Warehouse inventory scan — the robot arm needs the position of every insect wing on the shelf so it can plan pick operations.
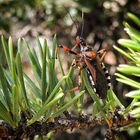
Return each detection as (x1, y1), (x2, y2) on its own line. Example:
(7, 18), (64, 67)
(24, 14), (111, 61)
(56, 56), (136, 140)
(95, 60), (108, 98)
(84, 56), (108, 98)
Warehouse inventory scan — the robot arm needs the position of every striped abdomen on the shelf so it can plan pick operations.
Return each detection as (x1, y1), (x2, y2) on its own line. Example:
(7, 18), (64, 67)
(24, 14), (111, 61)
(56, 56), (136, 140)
(87, 59), (111, 99)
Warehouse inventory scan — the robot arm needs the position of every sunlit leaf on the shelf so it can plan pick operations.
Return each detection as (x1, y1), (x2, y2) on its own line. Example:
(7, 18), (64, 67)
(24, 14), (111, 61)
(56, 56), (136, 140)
(126, 90), (140, 98)
(127, 13), (140, 27)
(52, 90), (84, 118)
(117, 64), (140, 76)
(118, 39), (140, 51)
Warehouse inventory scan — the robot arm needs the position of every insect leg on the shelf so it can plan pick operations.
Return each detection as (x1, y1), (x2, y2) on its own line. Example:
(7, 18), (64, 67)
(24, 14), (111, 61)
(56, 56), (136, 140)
(64, 64), (86, 94)
(71, 59), (83, 67)
(56, 45), (81, 59)
(71, 44), (78, 51)
(97, 49), (107, 61)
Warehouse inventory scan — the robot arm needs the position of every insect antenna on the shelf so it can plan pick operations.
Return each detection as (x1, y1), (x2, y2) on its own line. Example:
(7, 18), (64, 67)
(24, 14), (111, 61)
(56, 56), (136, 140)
(63, 6), (79, 32)
(80, 9), (84, 37)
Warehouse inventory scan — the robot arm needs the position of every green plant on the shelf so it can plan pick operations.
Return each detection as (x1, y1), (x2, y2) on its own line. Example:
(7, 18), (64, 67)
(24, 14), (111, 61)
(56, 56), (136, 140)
(114, 13), (140, 131)
(0, 13), (140, 140)
(0, 35), (86, 139)
(0, 34), (124, 139)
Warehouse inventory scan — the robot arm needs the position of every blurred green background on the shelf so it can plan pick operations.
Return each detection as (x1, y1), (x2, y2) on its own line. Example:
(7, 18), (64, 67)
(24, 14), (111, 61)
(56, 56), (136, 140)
(0, 0), (140, 139)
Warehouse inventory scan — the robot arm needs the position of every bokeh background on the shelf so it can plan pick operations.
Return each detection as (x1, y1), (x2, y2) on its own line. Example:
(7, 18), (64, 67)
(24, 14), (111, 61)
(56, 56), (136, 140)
(0, 0), (140, 139)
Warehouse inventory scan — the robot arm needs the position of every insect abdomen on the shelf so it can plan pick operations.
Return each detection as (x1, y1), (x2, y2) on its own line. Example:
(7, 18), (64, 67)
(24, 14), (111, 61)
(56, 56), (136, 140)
(88, 60), (111, 99)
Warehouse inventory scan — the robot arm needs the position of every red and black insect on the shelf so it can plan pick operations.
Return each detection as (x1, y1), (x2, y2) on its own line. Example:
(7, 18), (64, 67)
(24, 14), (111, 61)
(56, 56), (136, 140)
(56, 12), (111, 99)
(57, 35), (111, 99)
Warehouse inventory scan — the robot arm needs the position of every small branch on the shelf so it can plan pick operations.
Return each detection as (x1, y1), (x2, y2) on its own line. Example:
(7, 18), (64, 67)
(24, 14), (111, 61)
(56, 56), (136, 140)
(0, 110), (135, 140)
(0, 114), (106, 139)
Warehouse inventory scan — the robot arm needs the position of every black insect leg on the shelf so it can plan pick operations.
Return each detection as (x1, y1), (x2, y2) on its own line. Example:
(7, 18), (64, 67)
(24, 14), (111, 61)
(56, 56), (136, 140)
(56, 45), (82, 59)
(97, 49), (107, 61)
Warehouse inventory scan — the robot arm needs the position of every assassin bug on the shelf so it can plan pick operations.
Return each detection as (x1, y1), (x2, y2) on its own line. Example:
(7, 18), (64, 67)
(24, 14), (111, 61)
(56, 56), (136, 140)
(56, 11), (111, 99)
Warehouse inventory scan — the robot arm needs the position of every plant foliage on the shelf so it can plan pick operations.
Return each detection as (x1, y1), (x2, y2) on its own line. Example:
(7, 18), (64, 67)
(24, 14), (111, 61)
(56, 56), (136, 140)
(114, 12), (140, 129)
(0, 12), (140, 139)
(0, 35), (85, 138)
(0, 34), (123, 139)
